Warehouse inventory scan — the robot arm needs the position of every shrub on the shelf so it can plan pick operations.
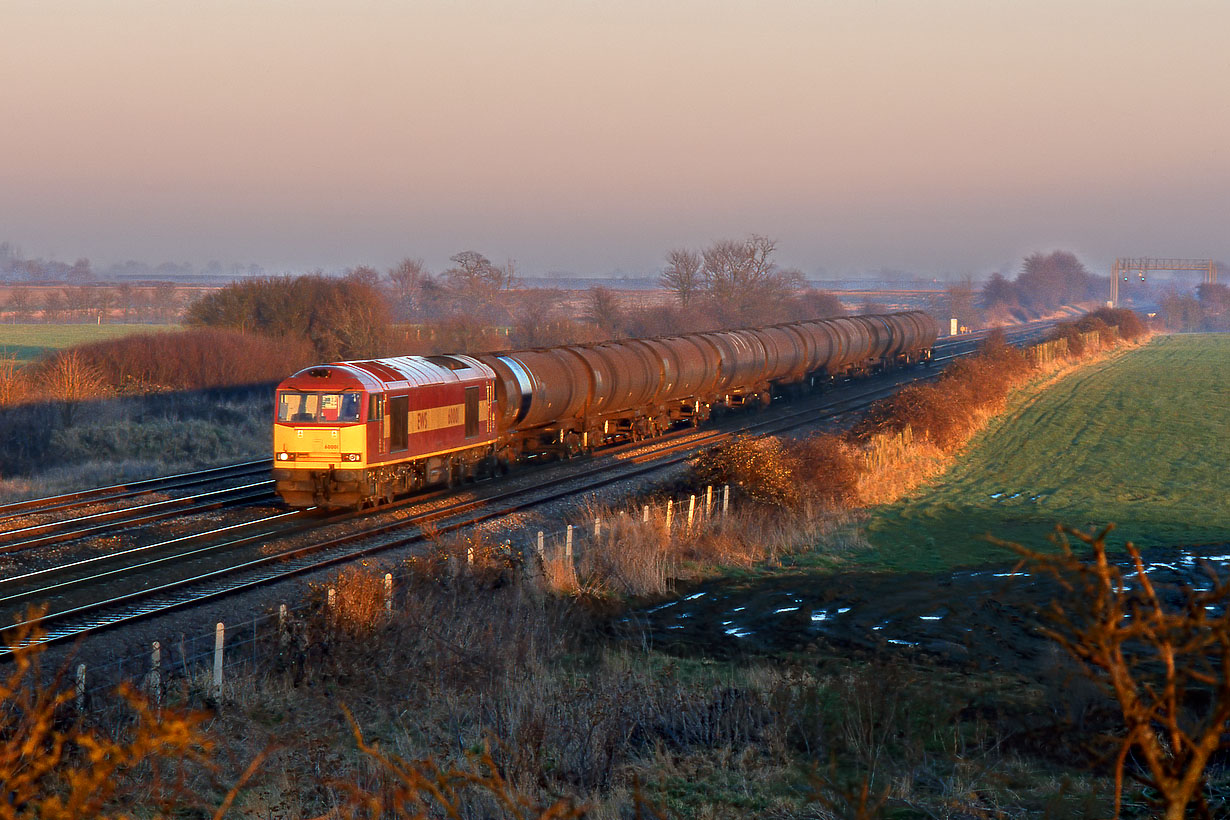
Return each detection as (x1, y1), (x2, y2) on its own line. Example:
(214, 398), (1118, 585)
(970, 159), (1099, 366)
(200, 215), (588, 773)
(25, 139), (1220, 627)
(689, 434), (799, 508)
(63, 327), (315, 392)
(792, 433), (861, 508)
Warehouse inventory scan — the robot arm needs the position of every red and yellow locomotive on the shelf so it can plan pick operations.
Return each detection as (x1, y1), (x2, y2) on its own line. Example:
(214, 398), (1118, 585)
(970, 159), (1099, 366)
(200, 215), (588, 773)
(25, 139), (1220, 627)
(273, 355), (498, 508)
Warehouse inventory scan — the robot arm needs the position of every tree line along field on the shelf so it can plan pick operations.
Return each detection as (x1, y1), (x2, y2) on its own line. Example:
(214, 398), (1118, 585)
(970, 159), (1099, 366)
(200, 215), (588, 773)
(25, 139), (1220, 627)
(0, 323), (178, 363)
(863, 333), (1230, 572)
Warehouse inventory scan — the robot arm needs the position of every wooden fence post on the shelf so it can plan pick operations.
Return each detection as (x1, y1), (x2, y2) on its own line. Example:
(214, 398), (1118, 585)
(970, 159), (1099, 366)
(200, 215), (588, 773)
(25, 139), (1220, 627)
(665, 499), (673, 531)
(687, 494), (696, 530)
(213, 623), (224, 701)
(705, 485), (713, 517)
(278, 604), (289, 646)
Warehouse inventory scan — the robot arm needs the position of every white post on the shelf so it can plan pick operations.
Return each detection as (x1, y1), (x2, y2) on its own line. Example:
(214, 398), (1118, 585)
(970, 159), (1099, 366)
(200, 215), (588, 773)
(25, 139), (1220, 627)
(665, 499), (673, 531)
(706, 485), (713, 516)
(467, 545), (474, 564)
(278, 603), (289, 646)
(537, 530), (545, 561)
(594, 518), (601, 540)
(643, 505), (650, 523)
(384, 573), (393, 613)
(723, 485), (730, 516)
(75, 663), (86, 712)
(150, 641), (161, 709)
(687, 494), (695, 530)
(213, 622), (225, 700)
(566, 524), (573, 558)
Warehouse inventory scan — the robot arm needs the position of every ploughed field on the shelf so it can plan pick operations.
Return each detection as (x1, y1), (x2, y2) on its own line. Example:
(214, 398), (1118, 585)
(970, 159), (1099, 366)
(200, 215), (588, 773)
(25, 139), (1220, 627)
(864, 333), (1230, 572)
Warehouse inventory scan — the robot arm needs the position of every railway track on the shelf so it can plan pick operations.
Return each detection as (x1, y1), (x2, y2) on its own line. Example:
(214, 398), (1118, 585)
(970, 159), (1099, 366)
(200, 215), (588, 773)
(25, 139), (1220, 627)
(1, 322), (1053, 652)
(0, 459), (270, 525)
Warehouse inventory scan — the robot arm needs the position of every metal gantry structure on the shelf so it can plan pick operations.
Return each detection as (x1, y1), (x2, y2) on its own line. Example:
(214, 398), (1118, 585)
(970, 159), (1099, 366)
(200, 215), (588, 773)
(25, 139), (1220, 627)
(1111, 258), (1218, 306)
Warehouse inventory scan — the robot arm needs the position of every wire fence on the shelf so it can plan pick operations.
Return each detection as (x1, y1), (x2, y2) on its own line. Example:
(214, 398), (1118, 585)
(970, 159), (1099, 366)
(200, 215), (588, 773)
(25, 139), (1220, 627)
(53, 482), (736, 714)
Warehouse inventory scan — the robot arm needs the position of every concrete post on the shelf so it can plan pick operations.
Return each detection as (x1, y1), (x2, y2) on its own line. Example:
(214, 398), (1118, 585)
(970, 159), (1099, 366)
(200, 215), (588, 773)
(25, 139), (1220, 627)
(75, 663), (86, 713)
(566, 524), (573, 558)
(384, 573), (393, 614)
(665, 499), (673, 531)
(213, 623), (224, 701)
(643, 505), (650, 523)
(687, 494), (695, 530)
(723, 485), (730, 516)
(706, 485), (713, 517)
(278, 603), (289, 646)
(149, 641), (161, 709)
(594, 518), (601, 540)
(537, 530), (545, 561)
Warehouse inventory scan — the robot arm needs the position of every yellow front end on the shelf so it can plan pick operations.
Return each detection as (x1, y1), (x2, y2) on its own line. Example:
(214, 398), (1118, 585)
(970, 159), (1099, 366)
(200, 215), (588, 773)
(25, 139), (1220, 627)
(272, 424), (370, 508)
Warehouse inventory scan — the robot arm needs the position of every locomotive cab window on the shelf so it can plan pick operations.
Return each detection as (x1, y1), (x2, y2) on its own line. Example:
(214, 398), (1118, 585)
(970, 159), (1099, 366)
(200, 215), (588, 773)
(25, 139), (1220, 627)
(277, 391), (362, 423)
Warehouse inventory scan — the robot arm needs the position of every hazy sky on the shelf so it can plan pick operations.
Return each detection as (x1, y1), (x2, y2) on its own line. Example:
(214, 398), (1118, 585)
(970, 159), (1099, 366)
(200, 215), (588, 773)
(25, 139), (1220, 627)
(3, 0), (1228, 278)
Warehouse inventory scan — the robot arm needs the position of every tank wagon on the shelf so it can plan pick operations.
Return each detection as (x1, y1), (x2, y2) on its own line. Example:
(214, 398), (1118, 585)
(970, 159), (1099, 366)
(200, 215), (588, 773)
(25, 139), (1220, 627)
(272, 311), (937, 509)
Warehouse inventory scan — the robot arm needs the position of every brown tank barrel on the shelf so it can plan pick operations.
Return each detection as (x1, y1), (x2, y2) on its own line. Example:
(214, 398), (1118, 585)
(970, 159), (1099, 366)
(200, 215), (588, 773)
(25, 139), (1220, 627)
(474, 348), (593, 430)
(747, 325), (808, 382)
(852, 314), (893, 360)
(628, 338), (681, 404)
(570, 341), (659, 415)
(657, 335), (723, 399)
(697, 330), (765, 391)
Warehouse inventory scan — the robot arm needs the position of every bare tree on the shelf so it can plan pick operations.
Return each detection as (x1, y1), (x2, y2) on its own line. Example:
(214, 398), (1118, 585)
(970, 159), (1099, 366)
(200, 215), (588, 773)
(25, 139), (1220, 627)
(660, 248), (702, 307)
(40, 350), (109, 425)
(584, 286), (624, 338)
(0, 354), (26, 406)
(344, 265), (382, 288)
(696, 234), (801, 327)
(6, 286), (32, 322)
(1004, 526), (1230, 820)
(387, 258), (432, 319)
(443, 251), (517, 321)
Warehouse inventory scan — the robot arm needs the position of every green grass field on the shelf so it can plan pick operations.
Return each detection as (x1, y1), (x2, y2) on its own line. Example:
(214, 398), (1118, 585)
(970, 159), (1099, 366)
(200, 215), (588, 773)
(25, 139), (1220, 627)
(862, 334), (1230, 571)
(0, 323), (178, 363)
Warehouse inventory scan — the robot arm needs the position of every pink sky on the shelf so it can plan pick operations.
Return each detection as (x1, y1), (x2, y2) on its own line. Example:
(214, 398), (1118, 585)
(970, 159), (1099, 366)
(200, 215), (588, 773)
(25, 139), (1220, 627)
(2, 0), (1228, 278)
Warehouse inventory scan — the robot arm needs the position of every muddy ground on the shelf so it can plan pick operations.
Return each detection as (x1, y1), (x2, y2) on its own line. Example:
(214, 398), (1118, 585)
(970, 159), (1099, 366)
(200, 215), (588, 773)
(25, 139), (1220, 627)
(632, 543), (1230, 678)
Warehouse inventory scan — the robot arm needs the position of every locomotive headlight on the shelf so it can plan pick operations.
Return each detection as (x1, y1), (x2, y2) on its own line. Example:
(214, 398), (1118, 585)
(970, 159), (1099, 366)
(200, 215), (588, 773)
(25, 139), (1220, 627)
(277, 452), (294, 461)
(343, 453), (361, 462)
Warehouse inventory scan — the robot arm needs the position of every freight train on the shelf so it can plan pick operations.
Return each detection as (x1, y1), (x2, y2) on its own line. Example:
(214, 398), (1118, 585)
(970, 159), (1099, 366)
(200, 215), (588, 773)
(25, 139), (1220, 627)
(272, 311), (938, 509)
